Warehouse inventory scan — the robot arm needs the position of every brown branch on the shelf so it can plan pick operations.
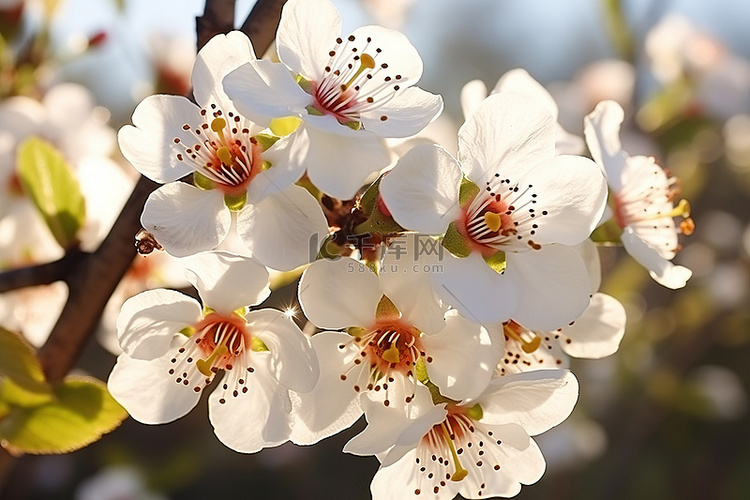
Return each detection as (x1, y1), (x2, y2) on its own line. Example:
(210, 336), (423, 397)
(196, 0), (236, 50)
(37, 176), (158, 383)
(2, 0), (288, 485)
(239, 0), (287, 56)
(0, 250), (86, 294)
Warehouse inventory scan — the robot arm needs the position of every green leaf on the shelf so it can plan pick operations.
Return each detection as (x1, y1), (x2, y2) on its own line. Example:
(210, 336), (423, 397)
(0, 378), (53, 407)
(441, 222), (472, 258)
(0, 377), (127, 455)
(16, 137), (86, 249)
(0, 327), (50, 395)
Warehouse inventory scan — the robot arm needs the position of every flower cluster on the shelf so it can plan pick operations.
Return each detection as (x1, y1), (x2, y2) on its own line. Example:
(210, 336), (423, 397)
(109, 0), (694, 498)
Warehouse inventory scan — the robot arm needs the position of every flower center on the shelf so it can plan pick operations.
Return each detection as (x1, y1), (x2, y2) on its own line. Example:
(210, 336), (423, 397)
(310, 34), (403, 124)
(165, 312), (251, 394)
(193, 312), (249, 375)
(413, 405), (500, 497)
(460, 177), (546, 255)
(173, 106), (263, 195)
(338, 320), (425, 406)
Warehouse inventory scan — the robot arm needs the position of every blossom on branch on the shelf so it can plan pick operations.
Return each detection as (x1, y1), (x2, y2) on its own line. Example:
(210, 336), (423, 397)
(291, 242), (502, 445)
(584, 100), (694, 288)
(119, 31), (327, 269)
(380, 93), (608, 329)
(107, 251), (319, 453)
(345, 370), (579, 499)
(223, 0), (443, 199)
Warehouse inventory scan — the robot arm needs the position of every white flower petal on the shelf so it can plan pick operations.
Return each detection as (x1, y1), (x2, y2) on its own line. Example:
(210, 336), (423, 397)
(303, 124), (391, 199)
(458, 93), (555, 183)
(118, 95), (201, 183)
(141, 183), (231, 257)
(371, 448), (460, 499)
(492, 68), (559, 120)
(299, 257), (381, 329)
(380, 234), (447, 334)
(350, 24), (425, 82)
(276, 0), (342, 81)
(237, 185), (328, 271)
(208, 355), (293, 453)
(380, 144), (461, 235)
(289, 332), (364, 445)
(561, 293), (626, 359)
(183, 251), (270, 313)
(108, 353), (201, 424)
(223, 60), (310, 126)
(76, 157), (135, 252)
(345, 386), (442, 457)
(192, 31), (256, 107)
(463, 423), (545, 497)
(554, 123), (586, 155)
(577, 238), (602, 292)
(621, 226), (692, 288)
(421, 310), (502, 401)
(460, 79), (488, 121)
(433, 253), (517, 325)
(247, 308), (318, 393)
(116, 289), (201, 359)
(583, 100), (629, 189)
(505, 245), (592, 331)
(247, 133), (306, 203)
(520, 155), (608, 246)
(478, 370), (579, 435)
(360, 86), (443, 138)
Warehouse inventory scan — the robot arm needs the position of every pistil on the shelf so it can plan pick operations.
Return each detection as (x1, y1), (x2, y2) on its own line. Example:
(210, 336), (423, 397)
(440, 422), (469, 482)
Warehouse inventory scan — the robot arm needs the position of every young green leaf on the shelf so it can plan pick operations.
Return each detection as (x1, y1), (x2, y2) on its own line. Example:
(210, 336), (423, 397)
(16, 137), (86, 249)
(0, 327), (50, 395)
(0, 377), (128, 455)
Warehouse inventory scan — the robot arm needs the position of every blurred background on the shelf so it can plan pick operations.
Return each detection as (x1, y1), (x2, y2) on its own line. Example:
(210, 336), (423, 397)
(1, 0), (749, 498)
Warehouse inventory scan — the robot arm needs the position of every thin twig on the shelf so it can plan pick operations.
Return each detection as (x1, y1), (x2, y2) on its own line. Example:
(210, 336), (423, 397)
(239, 0), (287, 56)
(196, 0), (236, 49)
(2, 0), (286, 489)
(0, 250), (85, 294)
(37, 176), (157, 383)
